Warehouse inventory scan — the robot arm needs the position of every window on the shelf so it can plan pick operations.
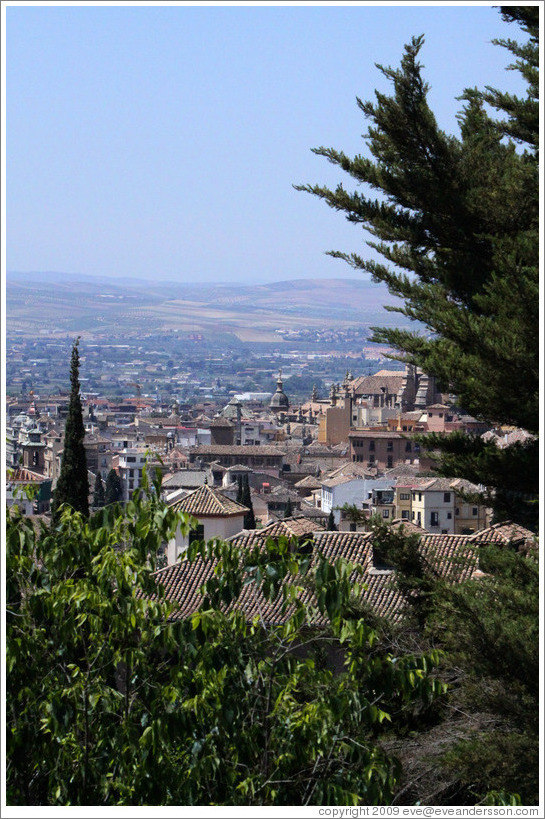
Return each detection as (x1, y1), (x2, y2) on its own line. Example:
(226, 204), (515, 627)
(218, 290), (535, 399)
(401, 510), (409, 519)
(382, 510), (390, 518)
(400, 493), (410, 500)
(127, 456), (136, 463)
(456, 507), (460, 515)
(369, 454), (375, 464)
(350, 523), (357, 532)
(443, 492), (451, 503)
(447, 512), (452, 519)
(414, 443), (421, 453)
(418, 493), (422, 502)
(405, 442), (412, 452)
(472, 507), (478, 516)
(387, 440), (393, 452)
(369, 440), (375, 452)
(387, 456), (393, 468)
(430, 512), (439, 526)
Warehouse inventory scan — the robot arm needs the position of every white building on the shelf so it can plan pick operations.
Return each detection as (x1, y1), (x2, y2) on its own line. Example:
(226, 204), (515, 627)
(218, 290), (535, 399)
(118, 448), (148, 503)
(167, 484), (249, 565)
(320, 474), (394, 526)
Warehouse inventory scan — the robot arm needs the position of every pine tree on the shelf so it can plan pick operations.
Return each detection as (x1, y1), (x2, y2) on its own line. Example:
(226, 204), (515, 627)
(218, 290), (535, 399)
(241, 475), (256, 530)
(104, 469), (123, 506)
(93, 474), (105, 508)
(296, 8), (538, 528)
(327, 510), (337, 531)
(52, 339), (89, 519)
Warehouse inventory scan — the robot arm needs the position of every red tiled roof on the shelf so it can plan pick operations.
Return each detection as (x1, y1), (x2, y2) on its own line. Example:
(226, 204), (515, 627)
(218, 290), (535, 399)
(350, 374), (404, 395)
(171, 485), (248, 517)
(191, 445), (284, 456)
(260, 516), (325, 538)
(151, 529), (403, 625)
(469, 521), (536, 550)
(147, 526), (514, 628)
(419, 534), (478, 582)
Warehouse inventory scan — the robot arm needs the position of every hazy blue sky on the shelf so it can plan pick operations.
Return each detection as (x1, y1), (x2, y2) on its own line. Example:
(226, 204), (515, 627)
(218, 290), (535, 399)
(6, 2), (529, 284)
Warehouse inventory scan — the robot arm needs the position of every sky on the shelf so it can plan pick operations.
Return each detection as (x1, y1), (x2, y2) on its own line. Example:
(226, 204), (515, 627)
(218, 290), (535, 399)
(4, 1), (532, 285)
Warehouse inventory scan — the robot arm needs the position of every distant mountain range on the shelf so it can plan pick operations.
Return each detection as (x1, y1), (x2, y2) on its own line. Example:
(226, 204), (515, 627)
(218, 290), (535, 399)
(6, 271), (409, 341)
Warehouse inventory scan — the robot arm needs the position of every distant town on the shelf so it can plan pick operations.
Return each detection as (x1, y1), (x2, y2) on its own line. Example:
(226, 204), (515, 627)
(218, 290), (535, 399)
(7, 329), (528, 546)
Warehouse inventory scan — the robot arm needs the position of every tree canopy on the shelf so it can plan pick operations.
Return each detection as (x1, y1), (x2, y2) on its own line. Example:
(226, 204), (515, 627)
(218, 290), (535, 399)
(296, 7), (539, 528)
(6, 470), (445, 806)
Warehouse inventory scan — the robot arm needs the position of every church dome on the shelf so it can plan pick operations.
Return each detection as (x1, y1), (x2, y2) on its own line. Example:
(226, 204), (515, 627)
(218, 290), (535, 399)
(270, 370), (289, 411)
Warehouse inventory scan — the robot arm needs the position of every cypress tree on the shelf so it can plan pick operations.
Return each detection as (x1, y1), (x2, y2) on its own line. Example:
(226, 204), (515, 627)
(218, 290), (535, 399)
(93, 474), (105, 508)
(296, 8), (538, 528)
(52, 339), (89, 519)
(241, 475), (256, 530)
(327, 510), (337, 531)
(236, 475), (243, 504)
(104, 469), (123, 506)
(284, 496), (293, 519)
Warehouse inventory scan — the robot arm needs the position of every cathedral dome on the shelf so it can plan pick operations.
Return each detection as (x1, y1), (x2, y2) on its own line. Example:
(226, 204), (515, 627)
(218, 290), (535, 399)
(270, 370), (289, 411)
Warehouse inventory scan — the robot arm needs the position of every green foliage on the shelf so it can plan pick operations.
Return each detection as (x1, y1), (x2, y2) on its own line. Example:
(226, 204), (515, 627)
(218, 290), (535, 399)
(327, 510), (337, 531)
(7, 466), (181, 805)
(371, 517), (539, 806)
(7, 482), (445, 806)
(296, 8), (538, 527)
(51, 339), (89, 519)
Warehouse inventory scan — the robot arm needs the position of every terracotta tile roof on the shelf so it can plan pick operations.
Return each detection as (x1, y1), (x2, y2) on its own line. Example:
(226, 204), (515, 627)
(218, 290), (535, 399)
(209, 417), (234, 427)
(162, 471), (208, 488)
(383, 464), (421, 478)
(327, 462), (374, 480)
(294, 475), (323, 489)
(469, 521), (536, 550)
(419, 534), (478, 582)
(321, 474), (363, 488)
(362, 572), (406, 622)
(298, 502), (330, 520)
(171, 484), (248, 517)
(191, 445), (283, 457)
(152, 555), (216, 618)
(151, 529), (404, 626)
(390, 519), (428, 534)
(350, 374), (404, 396)
(7, 467), (48, 482)
(260, 516), (325, 538)
(348, 430), (405, 439)
(147, 527), (511, 627)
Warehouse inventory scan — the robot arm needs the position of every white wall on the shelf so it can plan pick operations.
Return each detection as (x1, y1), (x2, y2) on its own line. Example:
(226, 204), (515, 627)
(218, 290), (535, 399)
(167, 513), (246, 564)
(321, 477), (394, 525)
